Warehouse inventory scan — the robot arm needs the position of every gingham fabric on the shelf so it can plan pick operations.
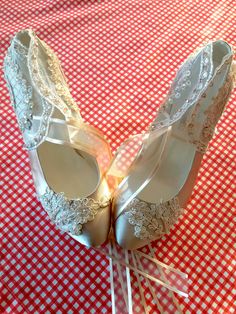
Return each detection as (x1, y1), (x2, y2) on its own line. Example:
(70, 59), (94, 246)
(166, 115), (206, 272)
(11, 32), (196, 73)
(1, 0), (235, 313)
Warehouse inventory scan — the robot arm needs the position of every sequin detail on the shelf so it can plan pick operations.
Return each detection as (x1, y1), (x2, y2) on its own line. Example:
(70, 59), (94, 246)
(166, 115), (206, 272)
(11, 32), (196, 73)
(192, 69), (235, 153)
(3, 34), (55, 149)
(150, 45), (212, 132)
(41, 41), (79, 113)
(38, 188), (110, 235)
(29, 38), (80, 117)
(4, 53), (33, 133)
(150, 44), (235, 153)
(125, 197), (183, 240)
(3, 30), (81, 150)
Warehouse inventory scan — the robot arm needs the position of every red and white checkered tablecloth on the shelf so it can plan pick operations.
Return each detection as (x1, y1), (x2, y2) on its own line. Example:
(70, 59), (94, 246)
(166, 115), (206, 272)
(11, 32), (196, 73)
(0, 0), (235, 313)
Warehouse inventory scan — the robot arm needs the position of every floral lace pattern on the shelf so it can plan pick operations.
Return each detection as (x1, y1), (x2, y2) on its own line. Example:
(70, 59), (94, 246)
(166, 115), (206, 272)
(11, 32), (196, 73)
(150, 44), (212, 132)
(4, 49), (34, 133)
(151, 43), (235, 154)
(4, 34), (55, 149)
(195, 66), (235, 153)
(38, 188), (110, 235)
(41, 41), (80, 114)
(124, 197), (183, 240)
(28, 35), (80, 118)
(3, 30), (82, 150)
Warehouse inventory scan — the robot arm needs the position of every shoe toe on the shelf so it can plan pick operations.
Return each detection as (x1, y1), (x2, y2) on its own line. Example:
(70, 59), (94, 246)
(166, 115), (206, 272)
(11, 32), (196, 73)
(70, 204), (111, 247)
(114, 214), (149, 250)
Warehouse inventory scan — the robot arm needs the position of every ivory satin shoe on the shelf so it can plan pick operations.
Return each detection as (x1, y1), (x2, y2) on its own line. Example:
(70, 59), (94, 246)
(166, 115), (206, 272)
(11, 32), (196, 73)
(111, 40), (235, 249)
(4, 29), (113, 247)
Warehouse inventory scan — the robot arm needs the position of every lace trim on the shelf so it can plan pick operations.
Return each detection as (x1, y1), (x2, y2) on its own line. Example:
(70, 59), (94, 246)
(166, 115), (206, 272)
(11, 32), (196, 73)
(41, 41), (79, 114)
(124, 197), (183, 240)
(29, 37), (80, 118)
(38, 187), (110, 235)
(13, 39), (28, 56)
(150, 45), (212, 132)
(195, 69), (234, 153)
(4, 31), (81, 150)
(151, 43), (234, 154)
(4, 43), (53, 150)
(4, 52), (33, 133)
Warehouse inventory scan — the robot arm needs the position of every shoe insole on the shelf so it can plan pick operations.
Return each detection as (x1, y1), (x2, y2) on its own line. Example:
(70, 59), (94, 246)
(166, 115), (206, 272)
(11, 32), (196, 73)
(37, 142), (99, 199)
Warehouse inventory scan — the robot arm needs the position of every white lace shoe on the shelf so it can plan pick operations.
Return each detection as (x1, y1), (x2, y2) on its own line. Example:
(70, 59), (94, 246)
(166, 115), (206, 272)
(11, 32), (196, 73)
(4, 29), (113, 247)
(111, 40), (235, 249)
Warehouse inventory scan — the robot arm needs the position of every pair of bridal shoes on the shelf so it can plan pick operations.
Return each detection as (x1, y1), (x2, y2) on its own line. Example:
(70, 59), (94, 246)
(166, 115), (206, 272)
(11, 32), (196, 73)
(4, 30), (235, 249)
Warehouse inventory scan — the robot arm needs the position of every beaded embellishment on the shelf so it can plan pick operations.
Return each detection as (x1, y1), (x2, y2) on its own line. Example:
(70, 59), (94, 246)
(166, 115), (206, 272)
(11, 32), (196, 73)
(3, 30), (81, 150)
(150, 43), (234, 154)
(38, 188), (110, 236)
(150, 45), (213, 132)
(125, 197), (183, 240)
(4, 51), (34, 133)
(192, 67), (235, 153)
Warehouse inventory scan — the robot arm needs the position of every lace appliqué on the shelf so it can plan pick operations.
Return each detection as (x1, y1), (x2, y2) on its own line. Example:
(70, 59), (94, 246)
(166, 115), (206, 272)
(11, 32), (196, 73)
(29, 39), (80, 117)
(150, 44), (234, 154)
(4, 46), (53, 150)
(125, 197), (183, 240)
(4, 54), (33, 133)
(41, 41), (79, 114)
(38, 188), (110, 235)
(196, 71), (235, 153)
(150, 45), (212, 132)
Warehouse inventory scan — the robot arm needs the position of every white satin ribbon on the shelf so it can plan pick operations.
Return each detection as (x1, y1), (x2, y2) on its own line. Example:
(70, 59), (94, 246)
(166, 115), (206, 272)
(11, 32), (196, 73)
(32, 115), (113, 179)
(94, 243), (188, 298)
(93, 240), (188, 314)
